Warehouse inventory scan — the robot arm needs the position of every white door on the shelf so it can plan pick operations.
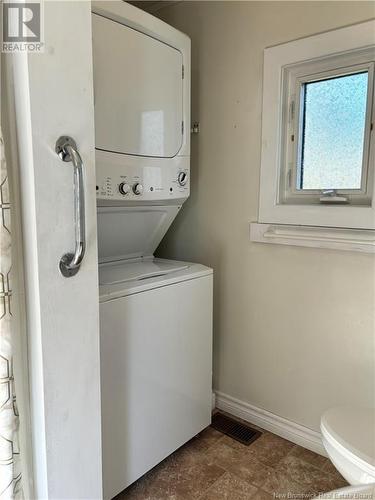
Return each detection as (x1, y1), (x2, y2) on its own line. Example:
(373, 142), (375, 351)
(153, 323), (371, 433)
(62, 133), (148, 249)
(8, 2), (102, 498)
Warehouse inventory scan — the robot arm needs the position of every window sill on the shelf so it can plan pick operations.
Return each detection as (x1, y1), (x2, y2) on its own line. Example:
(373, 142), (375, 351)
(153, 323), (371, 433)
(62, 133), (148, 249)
(250, 223), (375, 253)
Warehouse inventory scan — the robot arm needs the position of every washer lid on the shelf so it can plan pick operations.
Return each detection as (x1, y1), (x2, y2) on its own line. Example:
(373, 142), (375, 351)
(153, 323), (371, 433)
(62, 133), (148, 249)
(99, 258), (188, 285)
(99, 258), (212, 301)
(321, 407), (375, 467)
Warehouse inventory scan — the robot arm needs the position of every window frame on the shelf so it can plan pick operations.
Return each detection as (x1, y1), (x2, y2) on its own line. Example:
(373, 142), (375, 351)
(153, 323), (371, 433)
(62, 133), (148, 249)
(258, 20), (375, 230)
(280, 51), (375, 206)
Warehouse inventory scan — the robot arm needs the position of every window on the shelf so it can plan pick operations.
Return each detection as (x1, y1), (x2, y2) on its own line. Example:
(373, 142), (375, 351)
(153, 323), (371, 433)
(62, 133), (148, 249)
(280, 49), (374, 207)
(299, 72), (368, 192)
(258, 20), (375, 230)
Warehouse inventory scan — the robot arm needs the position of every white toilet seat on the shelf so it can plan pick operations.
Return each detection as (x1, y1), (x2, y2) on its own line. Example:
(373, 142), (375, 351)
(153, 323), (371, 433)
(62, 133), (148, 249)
(321, 407), (375, 485)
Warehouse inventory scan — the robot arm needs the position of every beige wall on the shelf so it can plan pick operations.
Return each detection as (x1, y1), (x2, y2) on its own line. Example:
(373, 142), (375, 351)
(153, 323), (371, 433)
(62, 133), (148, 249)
(156, 1), (375, 431)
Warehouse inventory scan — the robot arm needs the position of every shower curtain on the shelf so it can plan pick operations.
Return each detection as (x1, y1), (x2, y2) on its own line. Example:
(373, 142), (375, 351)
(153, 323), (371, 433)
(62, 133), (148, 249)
(0, 126), (23, 499)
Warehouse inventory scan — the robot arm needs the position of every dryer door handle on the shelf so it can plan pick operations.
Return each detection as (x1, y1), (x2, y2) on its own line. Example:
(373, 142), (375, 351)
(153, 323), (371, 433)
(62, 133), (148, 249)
(55, 136), (86, 278)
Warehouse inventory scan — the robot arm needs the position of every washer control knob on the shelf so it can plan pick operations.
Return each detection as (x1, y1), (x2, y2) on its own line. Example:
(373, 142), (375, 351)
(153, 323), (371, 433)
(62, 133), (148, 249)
(178, 171), (188, 186)
(132, 182), (143, 195)
(119, 182), (130, 195)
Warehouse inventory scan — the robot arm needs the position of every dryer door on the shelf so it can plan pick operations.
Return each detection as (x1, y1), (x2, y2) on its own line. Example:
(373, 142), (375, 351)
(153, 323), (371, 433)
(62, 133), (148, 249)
(92, 13), (183, 158)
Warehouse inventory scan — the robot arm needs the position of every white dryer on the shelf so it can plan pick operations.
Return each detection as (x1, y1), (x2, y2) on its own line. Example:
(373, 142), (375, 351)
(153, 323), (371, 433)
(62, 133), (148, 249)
(92, 3), (213, 499)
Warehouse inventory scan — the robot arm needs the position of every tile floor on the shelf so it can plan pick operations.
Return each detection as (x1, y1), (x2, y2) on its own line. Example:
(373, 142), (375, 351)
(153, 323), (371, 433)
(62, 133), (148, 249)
(116, 415), (347, 500)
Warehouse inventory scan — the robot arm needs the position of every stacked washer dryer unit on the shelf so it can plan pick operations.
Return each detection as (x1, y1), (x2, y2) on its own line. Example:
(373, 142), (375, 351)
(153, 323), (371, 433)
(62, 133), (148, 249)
(92, 2), (213, 499)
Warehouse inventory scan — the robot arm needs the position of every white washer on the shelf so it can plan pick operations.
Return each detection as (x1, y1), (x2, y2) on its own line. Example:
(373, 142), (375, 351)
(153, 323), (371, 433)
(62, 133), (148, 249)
(97, 210), (213, 500)
(99, 258), (213, 500)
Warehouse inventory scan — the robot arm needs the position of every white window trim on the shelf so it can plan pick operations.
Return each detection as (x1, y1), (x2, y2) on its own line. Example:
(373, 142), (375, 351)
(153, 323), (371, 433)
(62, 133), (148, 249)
(258, 20), (375, 230)
(250, 223), (375, 254)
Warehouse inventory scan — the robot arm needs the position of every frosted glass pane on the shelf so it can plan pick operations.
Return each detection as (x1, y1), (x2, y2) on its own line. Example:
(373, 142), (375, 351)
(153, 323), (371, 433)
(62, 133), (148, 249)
(299, 72), (368, 190)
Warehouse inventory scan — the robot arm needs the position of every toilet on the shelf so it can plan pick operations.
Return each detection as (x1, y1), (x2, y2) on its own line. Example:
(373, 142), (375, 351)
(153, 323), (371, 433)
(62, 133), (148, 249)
(321, 407), (375, 485)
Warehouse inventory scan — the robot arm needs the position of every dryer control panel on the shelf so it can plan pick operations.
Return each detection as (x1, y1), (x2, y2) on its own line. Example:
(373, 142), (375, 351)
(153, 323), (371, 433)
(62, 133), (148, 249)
(96, 149), (189, 203)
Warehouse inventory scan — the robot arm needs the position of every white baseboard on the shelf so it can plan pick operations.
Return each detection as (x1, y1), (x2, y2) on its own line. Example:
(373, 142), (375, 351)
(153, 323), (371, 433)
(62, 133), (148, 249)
(215, 391), (327, 457)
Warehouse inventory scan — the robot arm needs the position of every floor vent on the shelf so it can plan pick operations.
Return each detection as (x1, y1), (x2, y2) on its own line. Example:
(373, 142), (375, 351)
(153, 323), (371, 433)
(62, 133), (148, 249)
(211, 412), (262, 446)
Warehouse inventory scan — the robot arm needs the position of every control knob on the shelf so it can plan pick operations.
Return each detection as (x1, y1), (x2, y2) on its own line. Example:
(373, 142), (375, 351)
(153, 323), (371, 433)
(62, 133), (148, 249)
(118, 182), (130, 195)
(178, 171), (188, 186)
(132, 182), (144, 195)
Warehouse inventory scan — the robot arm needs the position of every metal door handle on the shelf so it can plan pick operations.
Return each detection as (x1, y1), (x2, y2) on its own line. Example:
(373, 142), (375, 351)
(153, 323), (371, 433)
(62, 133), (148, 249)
(55, 136), (86, 277)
